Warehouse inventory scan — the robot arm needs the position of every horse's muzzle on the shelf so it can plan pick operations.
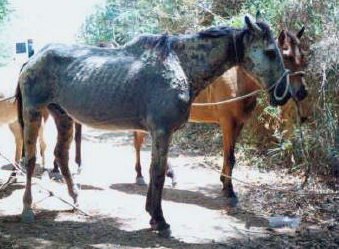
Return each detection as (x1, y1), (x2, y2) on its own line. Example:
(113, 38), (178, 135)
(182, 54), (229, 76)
(292, 84), (308, 101)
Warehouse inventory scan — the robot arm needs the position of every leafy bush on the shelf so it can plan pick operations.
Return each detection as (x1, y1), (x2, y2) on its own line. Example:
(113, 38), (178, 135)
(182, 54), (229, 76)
(0, 0), (10, 22)
(0, 0), (11, 67)
(78, 0), (214, 45)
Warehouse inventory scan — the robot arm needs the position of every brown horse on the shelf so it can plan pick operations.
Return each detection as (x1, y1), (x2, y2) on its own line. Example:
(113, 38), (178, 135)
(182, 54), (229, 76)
(0, 70), (47, 174)
(17, 16), (292, 230)
(132, 27), (307, 198)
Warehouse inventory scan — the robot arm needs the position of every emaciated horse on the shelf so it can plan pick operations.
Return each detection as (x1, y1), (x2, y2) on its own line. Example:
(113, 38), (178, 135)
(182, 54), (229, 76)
(132, 27), (308, 198)
(16, 16), (291, 230)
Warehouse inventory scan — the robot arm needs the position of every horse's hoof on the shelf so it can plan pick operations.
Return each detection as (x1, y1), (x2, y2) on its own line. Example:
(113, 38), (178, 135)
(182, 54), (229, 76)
(222, 187), (237, 199)
(76, 167), (82, 175)
(166, 170), (174, 179)
(22, 207), (35, 222)
(150, 218), (170, 231)
(136, 176), (146, 185)
(73, 200), (80, 211)
(9, 173), (17, 183)
(157, 226), (171, 238)
(49, 170), (63, 182)
(171, 176), (177, 188)
(222, 188), (238, 206)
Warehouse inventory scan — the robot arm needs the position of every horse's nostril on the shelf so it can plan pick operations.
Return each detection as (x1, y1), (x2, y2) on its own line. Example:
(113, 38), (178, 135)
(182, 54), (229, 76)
(301, 116), (308, 123)
(296, 87), (308, 100)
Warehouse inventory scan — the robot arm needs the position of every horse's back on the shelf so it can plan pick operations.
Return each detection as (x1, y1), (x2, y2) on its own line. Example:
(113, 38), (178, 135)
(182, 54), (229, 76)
(18, 41), (190, 132)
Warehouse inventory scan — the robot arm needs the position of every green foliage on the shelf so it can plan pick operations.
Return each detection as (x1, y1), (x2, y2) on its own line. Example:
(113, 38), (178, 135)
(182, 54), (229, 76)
(0, 0), (11, 67)
(0, 0), (10, 23)
(78, 0), (213, 45)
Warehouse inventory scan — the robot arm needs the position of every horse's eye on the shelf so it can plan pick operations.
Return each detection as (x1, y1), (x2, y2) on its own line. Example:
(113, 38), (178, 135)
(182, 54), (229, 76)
(265, 49), (276, 59)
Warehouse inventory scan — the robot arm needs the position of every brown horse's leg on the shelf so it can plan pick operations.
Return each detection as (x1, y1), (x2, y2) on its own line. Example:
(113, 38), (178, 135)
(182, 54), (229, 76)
(22, 109), (42, 222)
(38, 110), (49, 168)
(220, 118), (238, 198)
(134, 131), (146, 184)
(49, 105), (78, 204)
(9, 121), (23, 164)
(8, 121), (23, 179)
(146, 128), (171, 230)
(75, 123), (82, 170)
(38, 123), (46, 168)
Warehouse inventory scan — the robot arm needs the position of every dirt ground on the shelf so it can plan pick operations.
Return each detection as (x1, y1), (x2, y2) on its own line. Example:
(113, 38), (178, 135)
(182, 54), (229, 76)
(1, 120), (339, 248)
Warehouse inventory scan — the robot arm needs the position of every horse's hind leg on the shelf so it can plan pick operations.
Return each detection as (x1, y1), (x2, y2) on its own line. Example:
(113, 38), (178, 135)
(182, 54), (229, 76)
(22, 109), (42, 222)
(75, 122), (82, 171)
(38, 110), (49, 168)
(146, 128), (171, 230)
(9, 121), (23, 166)
(49, 104), (78, 204)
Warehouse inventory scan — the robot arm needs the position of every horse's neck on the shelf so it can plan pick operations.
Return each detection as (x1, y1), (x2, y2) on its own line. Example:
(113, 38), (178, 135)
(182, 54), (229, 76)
(172, 33), (238, 98)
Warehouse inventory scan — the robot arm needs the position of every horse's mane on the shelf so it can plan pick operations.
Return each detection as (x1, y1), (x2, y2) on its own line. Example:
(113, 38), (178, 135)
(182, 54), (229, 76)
(198, 26), (237, 38)
(125, 33), (172, 61)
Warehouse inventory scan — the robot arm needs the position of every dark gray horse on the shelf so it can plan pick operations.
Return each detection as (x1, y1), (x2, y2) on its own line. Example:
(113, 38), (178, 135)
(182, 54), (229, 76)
(16, 16), (291, 230)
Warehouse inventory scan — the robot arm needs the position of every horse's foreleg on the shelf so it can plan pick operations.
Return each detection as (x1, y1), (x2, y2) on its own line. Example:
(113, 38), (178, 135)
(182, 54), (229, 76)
(146, 128), (171, 230)
(220, 118), (238, 198)
(22, 109), (42, 222)
(75, 123), (82, 170)
(50, 106), (77, 204)
(133, 131), (146, 184)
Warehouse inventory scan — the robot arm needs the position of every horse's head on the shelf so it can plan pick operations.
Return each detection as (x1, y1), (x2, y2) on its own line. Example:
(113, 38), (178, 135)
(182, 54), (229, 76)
(240, 15), (291, 106)
(277, 27), (308, 102)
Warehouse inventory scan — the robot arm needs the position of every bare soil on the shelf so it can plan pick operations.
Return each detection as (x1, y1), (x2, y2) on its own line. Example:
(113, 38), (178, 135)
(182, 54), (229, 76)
(1, 122), (339, 248)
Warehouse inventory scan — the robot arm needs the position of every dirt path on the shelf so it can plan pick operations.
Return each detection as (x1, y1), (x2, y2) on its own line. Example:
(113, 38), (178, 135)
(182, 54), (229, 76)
(1, 120), (339, 248)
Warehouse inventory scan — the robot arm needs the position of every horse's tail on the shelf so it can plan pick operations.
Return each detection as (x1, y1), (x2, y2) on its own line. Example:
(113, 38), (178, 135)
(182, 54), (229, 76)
(16, 61), (29, 130)
(15, 83), (24, 142)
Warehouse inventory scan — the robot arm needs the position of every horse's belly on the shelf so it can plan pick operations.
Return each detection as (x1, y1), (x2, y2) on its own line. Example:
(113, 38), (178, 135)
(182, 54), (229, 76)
(57, 88), (145, 130)
(64, 108), (145, 131)
(76, 117), (144, 131)
(189, 106), (220, 123)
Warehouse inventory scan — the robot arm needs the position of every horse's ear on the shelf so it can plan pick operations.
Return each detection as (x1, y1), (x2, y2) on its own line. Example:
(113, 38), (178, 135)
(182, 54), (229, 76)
(255, 11), (263, 22)
(297, 26), (305, 39)
(278, 30), (285, 46)
(245, 15), (261, 34)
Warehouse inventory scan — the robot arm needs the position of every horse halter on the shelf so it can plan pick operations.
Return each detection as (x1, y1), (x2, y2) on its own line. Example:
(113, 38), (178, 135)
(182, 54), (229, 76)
(269, 69), (291, 101)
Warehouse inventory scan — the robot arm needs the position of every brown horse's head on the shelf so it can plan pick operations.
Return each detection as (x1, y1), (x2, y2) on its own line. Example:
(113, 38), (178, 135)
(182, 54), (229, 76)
(240, 14), (291, 106)
(277, 27), (308, 102)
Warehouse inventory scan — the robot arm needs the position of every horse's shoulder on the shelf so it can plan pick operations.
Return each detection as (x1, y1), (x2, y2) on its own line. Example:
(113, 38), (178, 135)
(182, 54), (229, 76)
(218, 69), (237, 94)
